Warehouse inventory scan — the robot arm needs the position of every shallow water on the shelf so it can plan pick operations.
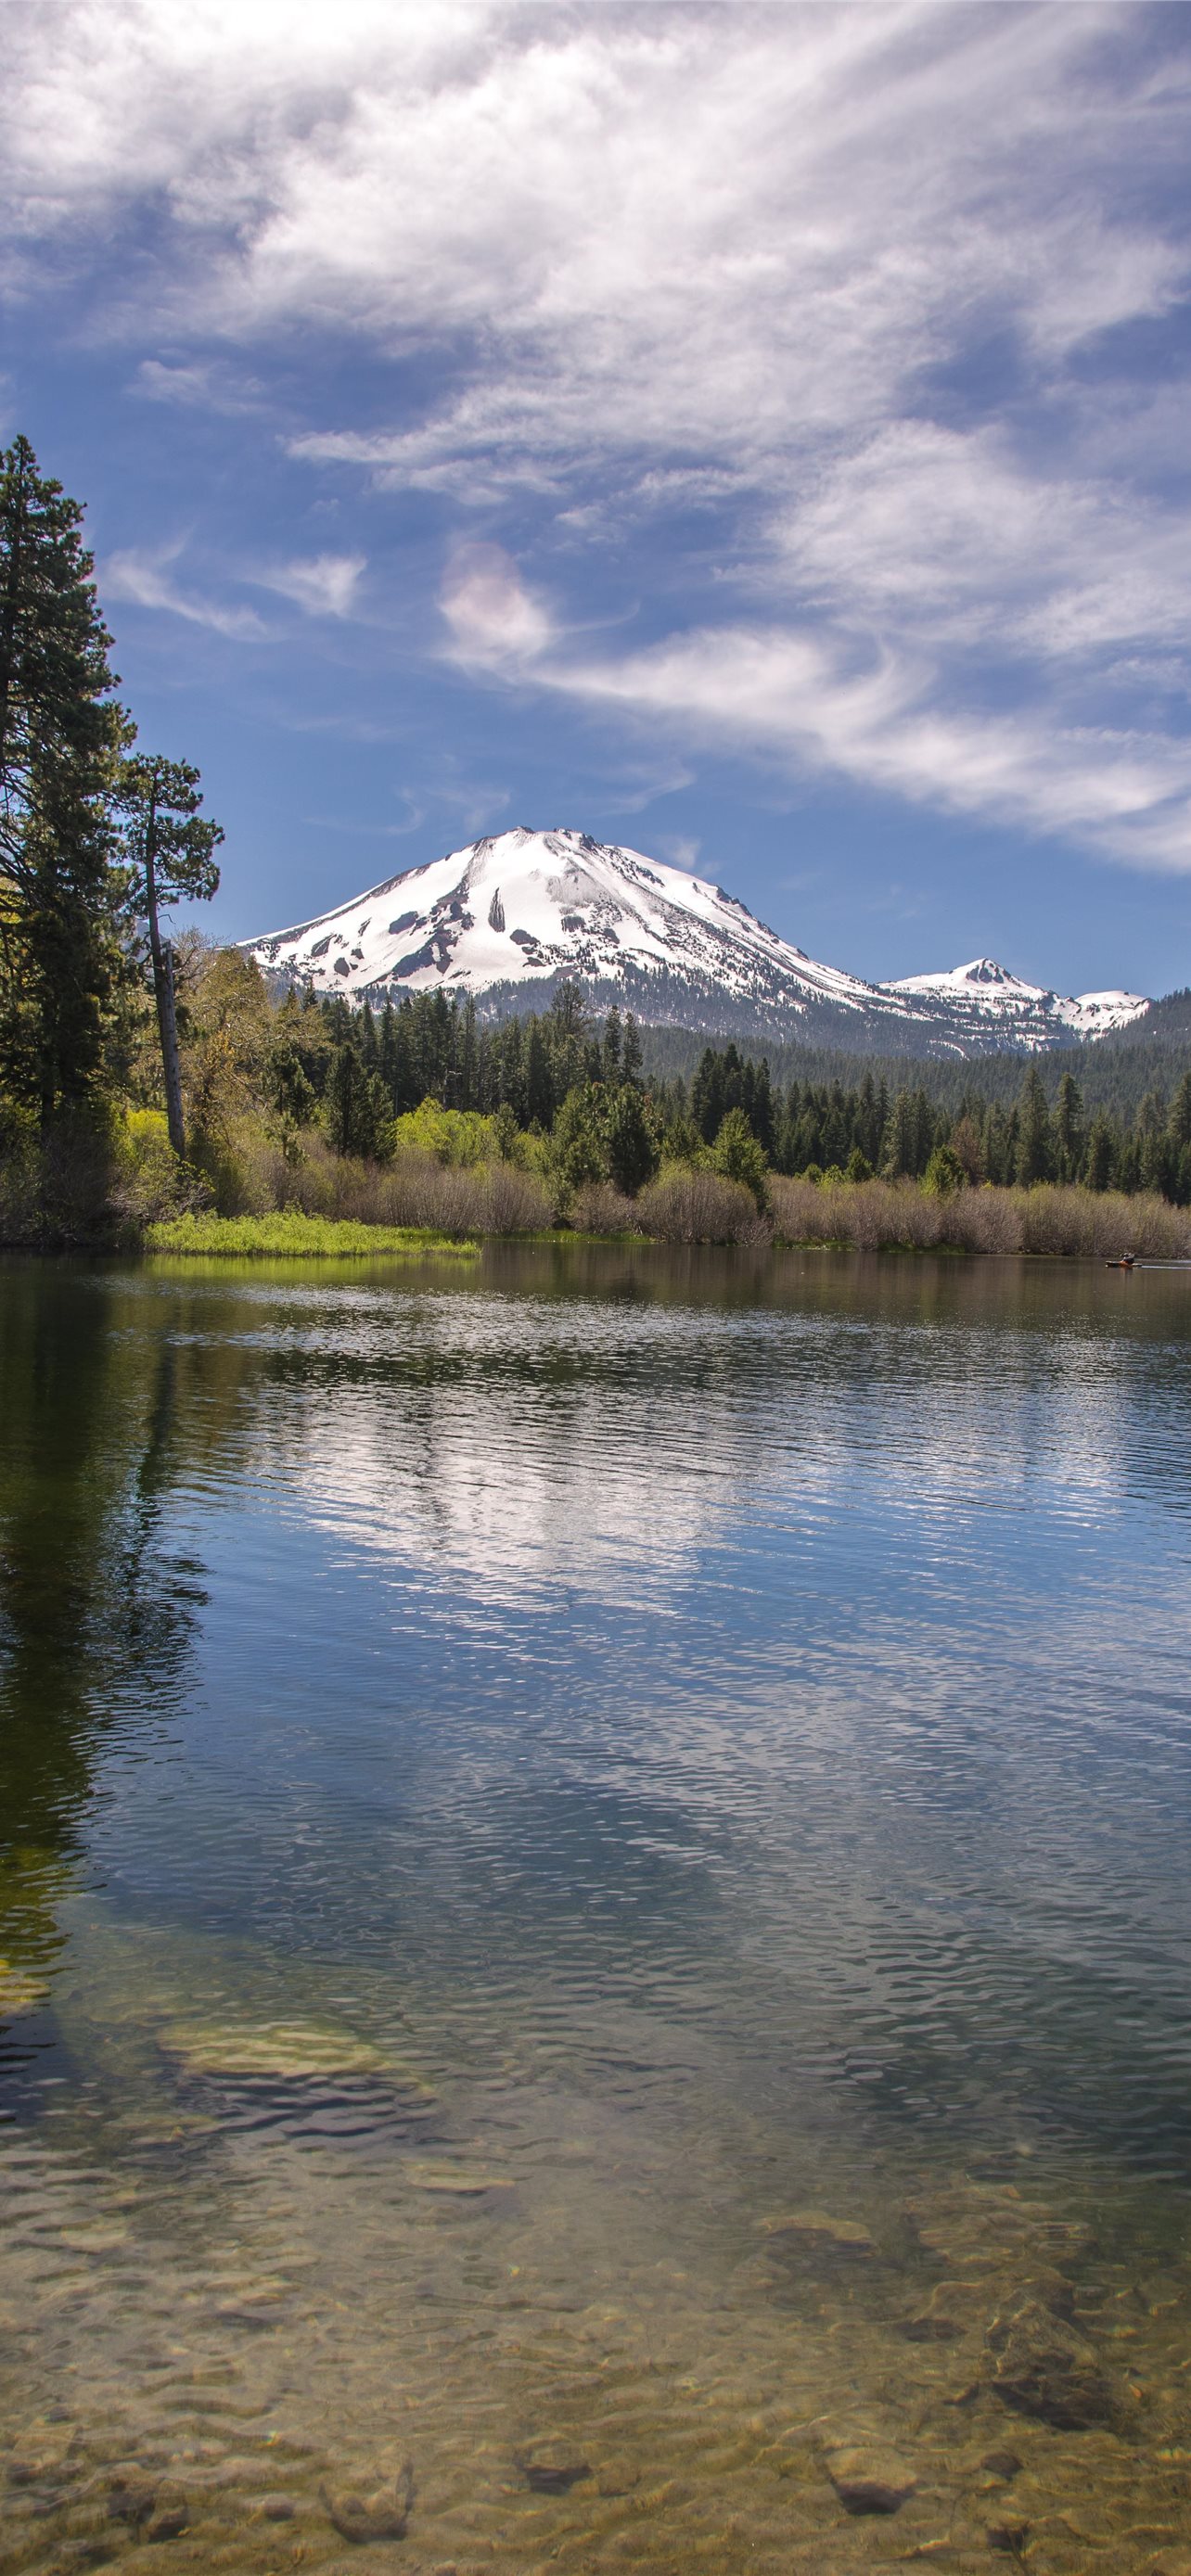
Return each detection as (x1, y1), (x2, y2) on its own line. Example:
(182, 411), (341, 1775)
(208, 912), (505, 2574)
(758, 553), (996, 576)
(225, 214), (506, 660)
(2, 1243), (1190, 2576)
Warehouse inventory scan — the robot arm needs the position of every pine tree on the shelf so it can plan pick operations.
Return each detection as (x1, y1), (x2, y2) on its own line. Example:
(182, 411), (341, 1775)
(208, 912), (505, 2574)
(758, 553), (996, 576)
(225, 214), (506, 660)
(0, 435), (123, 1128)
(880, 1089), (916, 1178)
(691, 1048), (725, 1144)
(1083, 1112), (1115, 1192)
(116, 753), (222, 1155)
(1169, 1071), (1191, 1154)
(325, 1042), (389, 1159)
(525, 1021), (552, 1127)
(1052, 1071), (1083, 1182)
(710, 1106), (768, 1209)
(1015, 1065), (1053, 1185)
(604, 1083), (658, 1194)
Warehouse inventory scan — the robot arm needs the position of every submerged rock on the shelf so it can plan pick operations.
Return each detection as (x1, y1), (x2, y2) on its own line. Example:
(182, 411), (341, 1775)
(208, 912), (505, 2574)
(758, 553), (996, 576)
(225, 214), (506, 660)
(759, 2207), (875, 2255)
(253, 2492), (298, 2522)
(403, 2162), (513, 2195)
(826, 2443), (917, 2515)
(158, 2017), (408, 2083)
(145, 2479), (190, 2542)
(986, 2513), (1031, 2553)
(898, 2278), (990, 2341)
(6, 2420), (80, 2484)
(105, 2468), (158, 2529)
(320, 2462), (414, 2543)
(906, 2183), (1094, 2274)
(518, 2439), (592, 2494)
(980, 2448), (1023, 2480)
(986, 2298), (1120, 2429)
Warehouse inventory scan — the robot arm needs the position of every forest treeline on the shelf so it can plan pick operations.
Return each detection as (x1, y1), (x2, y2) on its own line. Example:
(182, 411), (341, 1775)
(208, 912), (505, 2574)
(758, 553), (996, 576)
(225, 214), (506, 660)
(242, 978), (1191, 1203)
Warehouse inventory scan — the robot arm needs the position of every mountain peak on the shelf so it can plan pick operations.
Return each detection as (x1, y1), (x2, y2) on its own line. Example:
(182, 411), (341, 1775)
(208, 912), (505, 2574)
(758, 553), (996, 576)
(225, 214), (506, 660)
(246, 826), (1152, 1055)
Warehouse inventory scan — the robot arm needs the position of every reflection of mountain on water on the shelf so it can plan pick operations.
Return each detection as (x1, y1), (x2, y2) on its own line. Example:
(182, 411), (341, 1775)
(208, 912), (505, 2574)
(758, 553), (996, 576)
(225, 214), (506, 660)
(0, 1272), (209, 2015)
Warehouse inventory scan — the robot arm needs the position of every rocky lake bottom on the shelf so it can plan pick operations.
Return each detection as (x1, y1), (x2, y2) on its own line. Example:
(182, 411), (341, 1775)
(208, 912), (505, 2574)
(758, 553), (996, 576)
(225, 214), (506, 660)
(2, 1246), (1190, 2576)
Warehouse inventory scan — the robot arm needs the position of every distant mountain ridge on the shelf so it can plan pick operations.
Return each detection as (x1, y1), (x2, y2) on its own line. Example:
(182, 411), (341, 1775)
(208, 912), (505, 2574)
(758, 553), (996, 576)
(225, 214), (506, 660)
(246, 824), (1151, 1057)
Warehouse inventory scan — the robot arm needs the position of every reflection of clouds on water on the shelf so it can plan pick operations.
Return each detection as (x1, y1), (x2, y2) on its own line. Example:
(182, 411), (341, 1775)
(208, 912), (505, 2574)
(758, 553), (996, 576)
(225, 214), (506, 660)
(7, 1258), (1190, 2205)
(198, 1274), (1191, 2180)
(243, 1288), (1184, 1616)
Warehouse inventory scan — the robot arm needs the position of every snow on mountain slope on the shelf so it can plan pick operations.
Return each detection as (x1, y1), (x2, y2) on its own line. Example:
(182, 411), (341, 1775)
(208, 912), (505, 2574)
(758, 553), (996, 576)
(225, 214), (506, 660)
(888, 958), (1148, 1045)
(246, 826), (1153, 1053)
(248, 824), (885, 1023)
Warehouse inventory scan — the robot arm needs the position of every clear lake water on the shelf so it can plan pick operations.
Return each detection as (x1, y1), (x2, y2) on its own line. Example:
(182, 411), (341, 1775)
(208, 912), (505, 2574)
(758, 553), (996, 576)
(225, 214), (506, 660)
(1, 1243), (1190, 2575)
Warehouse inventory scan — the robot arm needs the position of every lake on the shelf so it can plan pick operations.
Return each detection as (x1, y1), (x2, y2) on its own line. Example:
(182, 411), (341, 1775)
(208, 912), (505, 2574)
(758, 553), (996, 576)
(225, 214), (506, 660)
(1, 1244), (1190, 2575)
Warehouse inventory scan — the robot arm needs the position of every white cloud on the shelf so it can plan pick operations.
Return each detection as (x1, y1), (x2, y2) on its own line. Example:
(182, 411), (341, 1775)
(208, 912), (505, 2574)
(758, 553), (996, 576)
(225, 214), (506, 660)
(6, 3), (1191, 868)
(440, 542), (552, 669)
(133, 356), (264, 413)
(103, 543), (267, 639)
(549, 624), (1191, 873)
(251, 554), (365, 618)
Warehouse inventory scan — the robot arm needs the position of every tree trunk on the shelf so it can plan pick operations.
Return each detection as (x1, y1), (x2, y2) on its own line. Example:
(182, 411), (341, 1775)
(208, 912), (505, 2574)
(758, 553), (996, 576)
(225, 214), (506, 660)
(145, 806), (186, 1157)
(158, 938), (186, 1159)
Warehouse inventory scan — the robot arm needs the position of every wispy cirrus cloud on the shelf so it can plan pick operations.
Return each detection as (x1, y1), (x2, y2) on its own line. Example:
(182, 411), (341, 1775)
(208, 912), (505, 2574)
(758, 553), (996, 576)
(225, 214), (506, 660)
(103, 543), (268, 640)
(7, 2), (1191, 875)
(105, 542), (367, 633)
(548, 624), (1191, 873)
(250, 554), (366, 618)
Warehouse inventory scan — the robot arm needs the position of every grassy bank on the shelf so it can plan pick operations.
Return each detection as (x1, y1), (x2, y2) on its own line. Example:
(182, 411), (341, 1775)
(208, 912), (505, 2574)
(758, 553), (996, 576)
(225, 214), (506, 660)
(147, 1211), (478, 1258)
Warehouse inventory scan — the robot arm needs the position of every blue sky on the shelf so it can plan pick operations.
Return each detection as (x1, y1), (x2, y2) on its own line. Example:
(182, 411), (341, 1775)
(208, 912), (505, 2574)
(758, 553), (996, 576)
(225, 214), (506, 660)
(5, 1), (1191, 996)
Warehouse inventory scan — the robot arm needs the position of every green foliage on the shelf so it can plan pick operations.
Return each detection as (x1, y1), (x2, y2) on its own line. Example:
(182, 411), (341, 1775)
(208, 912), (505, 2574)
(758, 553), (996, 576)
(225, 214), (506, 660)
(0, 435), (123, 1127)
(1015, 1065), (1053, 1185)
(603, 1083), (660, 1194)
(552, 1082), (611, 1196)
(115, 1106), (210, 1221)
(324, 1042), (392, 1161)
(923, 1141), (967, 1197)
(146, 1211), (479, 1257)
(692, 1043), (775, 1151)
(710, 1105), (768, 1208)
(390, 1096), (499, 1167)
(1052, 1071), (1084, 1182)
(551, 1079), (660, 1202)
(116, 754), (222, 916)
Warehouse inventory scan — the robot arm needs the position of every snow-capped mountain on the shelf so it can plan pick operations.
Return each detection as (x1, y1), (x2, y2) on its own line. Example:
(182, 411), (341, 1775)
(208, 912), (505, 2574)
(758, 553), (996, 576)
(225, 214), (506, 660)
(887, 958), (1148, 1050)
(246, 825), (1151, 1054)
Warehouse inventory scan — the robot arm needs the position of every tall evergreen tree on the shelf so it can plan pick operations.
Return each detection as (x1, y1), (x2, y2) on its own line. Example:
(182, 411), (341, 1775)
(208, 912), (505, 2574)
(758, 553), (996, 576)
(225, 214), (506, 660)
(0, 436), (122, 1127)
(1015, 1065), (1053, 1185)
(1052, 1070), (1084, 1183)
(325, 1041), (389, 1159)
(1083, 1112), (1115, 1192)
(881, 1088), (916, 1178)
(604, 1083), (658, 1194)
(116, 753), (223, 1156)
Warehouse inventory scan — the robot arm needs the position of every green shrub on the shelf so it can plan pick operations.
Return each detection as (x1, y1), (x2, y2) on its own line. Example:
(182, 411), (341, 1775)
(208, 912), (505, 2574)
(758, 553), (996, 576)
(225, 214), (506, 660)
(390, 1097), (500, 1167)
